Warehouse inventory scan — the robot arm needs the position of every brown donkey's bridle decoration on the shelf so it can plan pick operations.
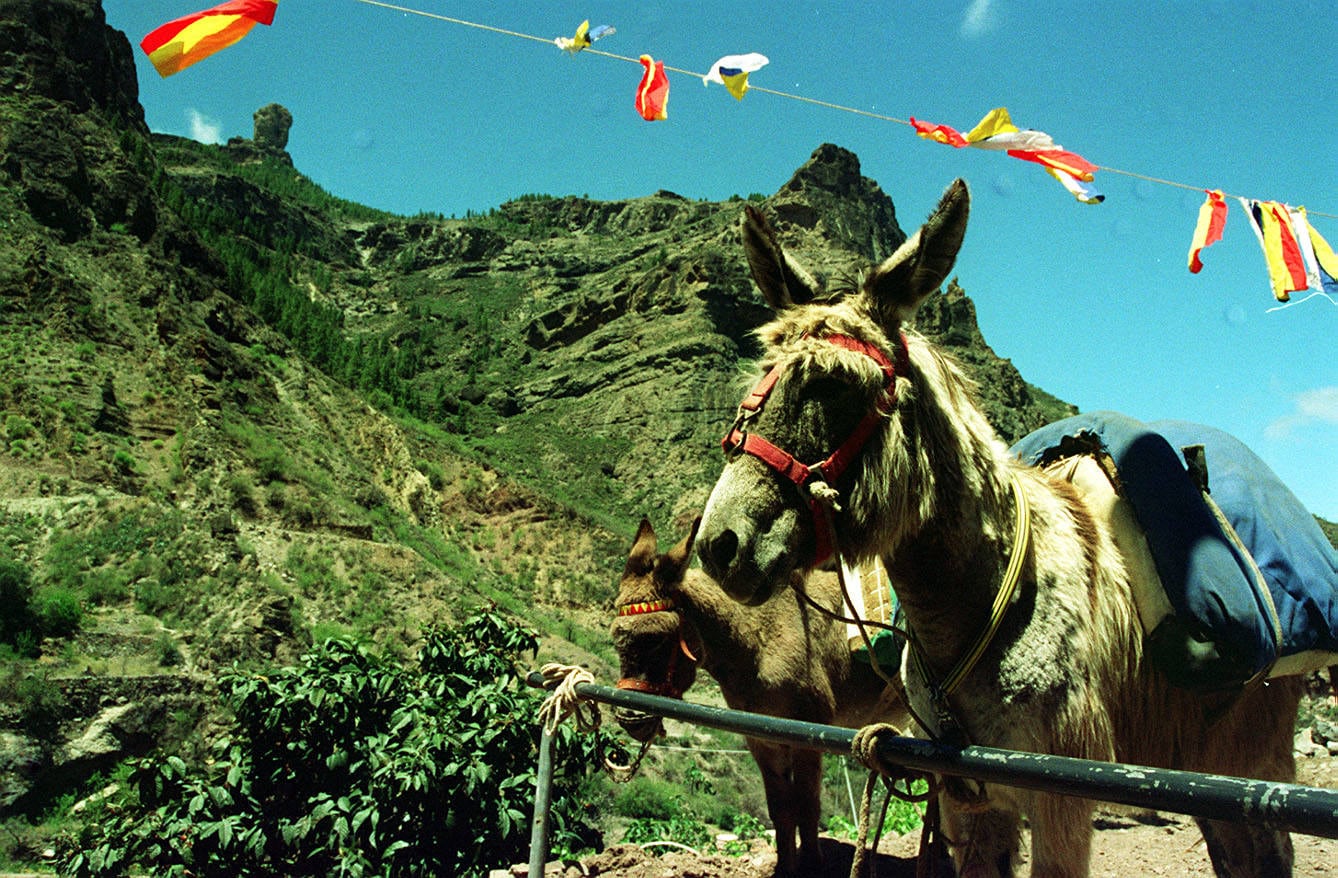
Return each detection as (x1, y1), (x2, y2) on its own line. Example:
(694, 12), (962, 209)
(721, 332), (909, 565)
(614, 597), (699, 698)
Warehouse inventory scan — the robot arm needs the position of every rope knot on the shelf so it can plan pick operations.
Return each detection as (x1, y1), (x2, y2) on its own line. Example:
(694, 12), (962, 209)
(535, 663), (655, 782)
(807, 479), (843, 511)
(848, 723), (938, 878)
(537, 662), (598, 735)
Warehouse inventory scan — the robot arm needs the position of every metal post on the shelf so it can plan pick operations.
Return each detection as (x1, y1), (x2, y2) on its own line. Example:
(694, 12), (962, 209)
(527, 727), (556, 878)
(527, 671), (1338, 839)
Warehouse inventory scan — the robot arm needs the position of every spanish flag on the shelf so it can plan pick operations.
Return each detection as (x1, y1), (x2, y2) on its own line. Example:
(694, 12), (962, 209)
(140, 0), (278, 78)
(635, 55), (669, 121)
(1187, 190), (1227, 274)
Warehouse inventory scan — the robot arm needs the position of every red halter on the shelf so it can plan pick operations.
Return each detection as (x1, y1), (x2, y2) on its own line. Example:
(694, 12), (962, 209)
(720, 333), (909, 565)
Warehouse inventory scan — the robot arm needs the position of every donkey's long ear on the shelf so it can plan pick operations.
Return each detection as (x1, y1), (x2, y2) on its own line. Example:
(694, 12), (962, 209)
(625, 517), (658, 574)
(742, 204), (822, 310)
(662, 516), (701, 581)
(865, 179), (969, 328)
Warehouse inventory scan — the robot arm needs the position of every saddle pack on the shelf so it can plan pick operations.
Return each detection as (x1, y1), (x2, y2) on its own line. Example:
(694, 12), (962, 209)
(1011, 411), (1338, 691)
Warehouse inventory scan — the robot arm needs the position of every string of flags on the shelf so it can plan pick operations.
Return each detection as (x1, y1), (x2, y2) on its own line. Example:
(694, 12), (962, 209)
(909, 107), (1103, 204)
(136, 0), (1337, 308)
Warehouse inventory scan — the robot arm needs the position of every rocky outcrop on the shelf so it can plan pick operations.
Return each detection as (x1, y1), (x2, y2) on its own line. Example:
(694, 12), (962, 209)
(1, 674), (206, 815)
(0, 0), (156, 242)
(0, 0), (143, 127)
(225, 102), (295, 166)
(769, 143), (907, 262)
(252, 102), (292, 154)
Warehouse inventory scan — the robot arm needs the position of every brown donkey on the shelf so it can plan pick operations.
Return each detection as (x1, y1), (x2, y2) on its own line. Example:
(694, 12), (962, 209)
(611, 516), (906, 876)
(695, 181), (1309, 877)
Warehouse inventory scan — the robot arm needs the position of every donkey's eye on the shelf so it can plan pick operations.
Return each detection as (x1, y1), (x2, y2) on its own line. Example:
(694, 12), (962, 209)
(799, 376), (851, 403)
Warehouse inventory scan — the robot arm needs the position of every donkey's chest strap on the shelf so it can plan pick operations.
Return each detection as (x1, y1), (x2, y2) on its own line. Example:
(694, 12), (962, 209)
(909, 472), (1032, 704)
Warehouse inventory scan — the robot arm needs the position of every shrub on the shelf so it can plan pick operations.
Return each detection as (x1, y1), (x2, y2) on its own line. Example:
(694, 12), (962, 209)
(3, 414), (35, 440)
(18, 671), (64, 745)
(33, 587), (82, 638)
(111, 449), (137, 475)
(0, 559), (37, 649)
(63, 608), (604, 877)
(621, 814), (715, 851)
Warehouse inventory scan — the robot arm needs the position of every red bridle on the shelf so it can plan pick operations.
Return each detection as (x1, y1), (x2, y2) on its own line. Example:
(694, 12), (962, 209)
(720, 333), (909, 565)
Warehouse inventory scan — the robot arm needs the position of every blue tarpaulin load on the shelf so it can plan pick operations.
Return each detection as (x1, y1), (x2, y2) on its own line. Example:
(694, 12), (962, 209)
(1012, 411), (1338, 690)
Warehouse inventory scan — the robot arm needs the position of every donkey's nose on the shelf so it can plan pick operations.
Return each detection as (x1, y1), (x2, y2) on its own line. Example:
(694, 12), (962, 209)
(698, 527), (739, 580)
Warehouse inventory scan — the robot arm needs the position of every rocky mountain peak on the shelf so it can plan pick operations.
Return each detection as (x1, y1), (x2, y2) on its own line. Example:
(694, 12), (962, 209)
(0, 0), (144, 129)
(768, 143), (906, 262)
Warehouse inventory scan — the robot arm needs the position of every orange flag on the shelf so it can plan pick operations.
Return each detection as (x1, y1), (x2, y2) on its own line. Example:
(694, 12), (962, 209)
(1187, 190), (1227, 274)
(140, 0), (278, 77)
(635, 55), (669, 121)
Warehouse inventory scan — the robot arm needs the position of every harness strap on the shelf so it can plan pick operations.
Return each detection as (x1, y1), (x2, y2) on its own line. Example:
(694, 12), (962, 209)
(912, 473), (1032, 701)
(615, 677), (677, 696)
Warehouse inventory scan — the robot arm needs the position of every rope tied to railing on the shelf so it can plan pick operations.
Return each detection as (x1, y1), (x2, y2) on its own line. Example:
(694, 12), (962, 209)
(849, 723), (951, 878)
(535, 662), (653, 782)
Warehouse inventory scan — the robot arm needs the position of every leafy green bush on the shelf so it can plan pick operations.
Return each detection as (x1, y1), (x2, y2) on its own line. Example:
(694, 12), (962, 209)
(18, 671), (63, 746)
(32, 587), (82, 638)
(621, 814), (715, 851)
(62, 608), (603, 877)
(824, 777), (926, 841)
(0, 559), (37, 650)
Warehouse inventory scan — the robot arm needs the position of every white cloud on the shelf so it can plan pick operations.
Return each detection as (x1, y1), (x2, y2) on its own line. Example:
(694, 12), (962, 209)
(186, 108), (224, 144)
(1264, 386), (1338, 440)
(960, 0), (999, 39)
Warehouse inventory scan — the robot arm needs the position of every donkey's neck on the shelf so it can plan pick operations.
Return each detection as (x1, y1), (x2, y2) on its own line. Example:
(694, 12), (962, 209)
(883, 345), (1023, 683)
(887, 504), (1017, 682)
(676, 571), (762, 682)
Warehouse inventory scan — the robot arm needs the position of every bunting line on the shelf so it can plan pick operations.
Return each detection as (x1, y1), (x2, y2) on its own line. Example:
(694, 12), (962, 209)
(350, 0), (1335, 224)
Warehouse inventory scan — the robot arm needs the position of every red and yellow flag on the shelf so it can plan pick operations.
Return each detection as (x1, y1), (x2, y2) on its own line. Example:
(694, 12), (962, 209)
(140, 0), (278, 77)
(1005, 148), (1098, 182)
(1187, 190), (1227, 274)
(635, 55), (669, 121)
(909, 117), (969, 148)
(1241, 199), (1309, 302)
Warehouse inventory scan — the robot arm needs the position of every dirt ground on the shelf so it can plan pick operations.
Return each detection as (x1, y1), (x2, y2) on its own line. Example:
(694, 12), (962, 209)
(526, 752), (1338, 878)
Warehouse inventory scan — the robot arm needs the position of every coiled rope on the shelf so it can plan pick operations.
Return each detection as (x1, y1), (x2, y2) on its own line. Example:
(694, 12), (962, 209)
(536, 662), (652, 782)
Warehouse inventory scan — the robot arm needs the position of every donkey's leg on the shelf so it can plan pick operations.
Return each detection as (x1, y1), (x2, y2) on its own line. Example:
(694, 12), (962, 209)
(1196, 819), (1293, 878)
(1026, 794), (1094, 878)
(750, 741), (800, 876)
(942, 801), (1021, 878)
(792, 747), (826, 873)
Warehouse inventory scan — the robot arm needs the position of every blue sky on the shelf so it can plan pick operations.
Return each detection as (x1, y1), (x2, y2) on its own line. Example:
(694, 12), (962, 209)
(103, 0), (1337, 520)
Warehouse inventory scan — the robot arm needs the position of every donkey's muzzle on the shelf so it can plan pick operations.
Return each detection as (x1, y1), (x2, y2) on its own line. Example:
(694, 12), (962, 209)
(614, 707), (663, 743)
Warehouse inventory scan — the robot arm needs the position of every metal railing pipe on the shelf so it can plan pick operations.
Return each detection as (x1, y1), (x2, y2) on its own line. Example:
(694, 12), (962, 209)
(527, 671), (1338, 839)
